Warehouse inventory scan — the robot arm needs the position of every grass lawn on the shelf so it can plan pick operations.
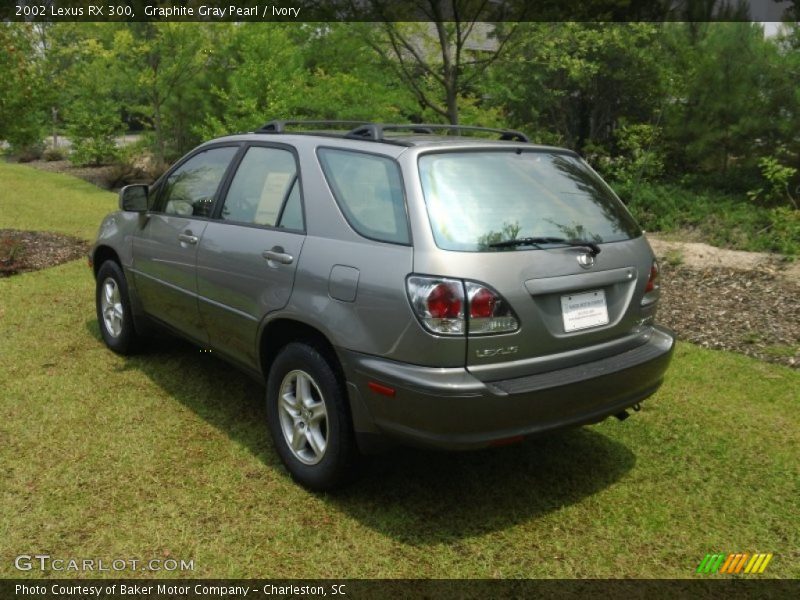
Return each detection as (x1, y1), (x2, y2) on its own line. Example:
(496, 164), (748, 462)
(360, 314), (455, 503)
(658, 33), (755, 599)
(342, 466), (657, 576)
(1, 162), (798, 579)
(0, 161), (117, 240)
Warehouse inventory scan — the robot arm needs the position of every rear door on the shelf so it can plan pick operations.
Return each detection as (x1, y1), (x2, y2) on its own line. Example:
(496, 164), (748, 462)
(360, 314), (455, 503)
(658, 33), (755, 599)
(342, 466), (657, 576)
(132, 145), (240, 343)
(196, 144), (306, 368)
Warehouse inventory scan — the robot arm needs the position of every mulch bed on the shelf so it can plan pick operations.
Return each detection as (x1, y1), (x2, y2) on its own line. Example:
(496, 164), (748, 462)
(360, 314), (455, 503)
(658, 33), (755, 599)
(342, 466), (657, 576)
(0, 229), (90, 277)
(658, 263), (800, 369)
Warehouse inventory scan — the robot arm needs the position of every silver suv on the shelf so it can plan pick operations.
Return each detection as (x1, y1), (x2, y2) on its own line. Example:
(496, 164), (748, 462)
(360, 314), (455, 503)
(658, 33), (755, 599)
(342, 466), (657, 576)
(91, 121), (675, 490)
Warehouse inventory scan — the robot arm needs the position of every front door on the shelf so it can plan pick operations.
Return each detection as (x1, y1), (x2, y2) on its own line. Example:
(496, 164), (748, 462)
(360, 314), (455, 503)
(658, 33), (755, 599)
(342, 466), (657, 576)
(132, 145), (239, 343)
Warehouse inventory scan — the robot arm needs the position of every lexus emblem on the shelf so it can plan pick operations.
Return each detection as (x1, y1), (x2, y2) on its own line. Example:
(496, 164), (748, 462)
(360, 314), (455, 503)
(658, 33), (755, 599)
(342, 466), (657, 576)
(577, 253), (595, 268)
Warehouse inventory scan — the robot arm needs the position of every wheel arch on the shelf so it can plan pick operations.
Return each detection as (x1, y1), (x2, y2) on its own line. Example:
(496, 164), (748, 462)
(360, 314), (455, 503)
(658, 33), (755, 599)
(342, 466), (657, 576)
(93, 244), (153, 336)
(258, 317), (343, 383)
(92, 245), (122, 279)
(258, 316), (382, 452)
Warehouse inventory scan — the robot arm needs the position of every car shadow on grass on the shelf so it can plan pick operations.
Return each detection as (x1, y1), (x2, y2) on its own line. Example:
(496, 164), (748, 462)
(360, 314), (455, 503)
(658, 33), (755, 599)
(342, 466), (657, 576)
(335, 430), (635, 545)
(87, 320), (637, 545)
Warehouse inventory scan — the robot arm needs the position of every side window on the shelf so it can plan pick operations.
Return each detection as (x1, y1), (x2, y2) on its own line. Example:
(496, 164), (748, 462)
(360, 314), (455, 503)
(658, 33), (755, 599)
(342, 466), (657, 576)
(221, 146), (301, 228)
(158, 146), (238, 217)
(317, 148), (410, 245)
(278, 180), (304, 230)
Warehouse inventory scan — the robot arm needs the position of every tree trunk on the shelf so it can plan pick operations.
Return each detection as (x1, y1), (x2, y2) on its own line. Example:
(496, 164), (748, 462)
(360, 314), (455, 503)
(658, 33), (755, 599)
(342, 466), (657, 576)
(153, 99), (164, 165)
(51, 106), (58, 148)
(446, 85), (459, 125)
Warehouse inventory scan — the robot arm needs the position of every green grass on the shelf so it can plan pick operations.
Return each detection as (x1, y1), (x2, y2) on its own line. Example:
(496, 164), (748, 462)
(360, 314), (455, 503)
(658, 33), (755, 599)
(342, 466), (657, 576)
(0, 161), (116, 240)
(1, 162), (798, 579)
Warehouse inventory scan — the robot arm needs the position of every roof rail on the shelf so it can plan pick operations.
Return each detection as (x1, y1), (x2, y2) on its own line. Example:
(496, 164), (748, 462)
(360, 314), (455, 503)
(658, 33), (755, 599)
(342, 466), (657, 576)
(257, 120), (370, 133)
(256, 120), (530, 143)
(347, 123), (529, 143)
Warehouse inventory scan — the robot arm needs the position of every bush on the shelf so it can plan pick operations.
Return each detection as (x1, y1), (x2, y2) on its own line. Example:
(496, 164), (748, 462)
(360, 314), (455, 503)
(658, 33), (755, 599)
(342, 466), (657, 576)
(615, 181), (799, 257)
(589, 123), (664, 186)
(65, 98), (122, 166)
(12, 143), (45, 163)
(42, 146), (66, 162)
(765, 207), (800, 256)
(101, 140), (170, 190)
(747, 154), (799, 209)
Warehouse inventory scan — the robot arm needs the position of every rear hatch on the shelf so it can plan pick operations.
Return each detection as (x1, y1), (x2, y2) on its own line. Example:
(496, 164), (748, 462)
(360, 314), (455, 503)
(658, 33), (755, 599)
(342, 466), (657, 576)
(413, 148), (657, 381)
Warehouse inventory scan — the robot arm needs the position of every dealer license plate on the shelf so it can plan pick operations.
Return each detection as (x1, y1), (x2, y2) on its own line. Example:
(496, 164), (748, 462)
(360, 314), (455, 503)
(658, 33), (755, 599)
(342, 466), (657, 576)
(561, 290), (609, 332)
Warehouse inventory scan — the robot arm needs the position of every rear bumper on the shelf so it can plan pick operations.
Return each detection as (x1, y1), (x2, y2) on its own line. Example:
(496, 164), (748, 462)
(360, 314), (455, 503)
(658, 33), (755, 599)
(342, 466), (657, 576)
(340, 326), (675, 450)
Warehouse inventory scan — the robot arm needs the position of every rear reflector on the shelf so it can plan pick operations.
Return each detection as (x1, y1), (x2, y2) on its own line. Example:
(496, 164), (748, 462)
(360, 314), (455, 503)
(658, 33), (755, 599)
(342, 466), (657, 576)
(367, 381), (396, 397)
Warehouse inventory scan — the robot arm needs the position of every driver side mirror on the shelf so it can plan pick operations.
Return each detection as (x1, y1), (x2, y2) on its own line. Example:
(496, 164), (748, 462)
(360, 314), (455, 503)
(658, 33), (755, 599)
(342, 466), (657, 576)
(119, 184), (148, 212)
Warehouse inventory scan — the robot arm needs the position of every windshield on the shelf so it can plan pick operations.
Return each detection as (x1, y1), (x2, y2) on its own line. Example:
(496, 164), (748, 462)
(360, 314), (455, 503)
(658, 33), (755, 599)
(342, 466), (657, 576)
(417, 151), (641, 252)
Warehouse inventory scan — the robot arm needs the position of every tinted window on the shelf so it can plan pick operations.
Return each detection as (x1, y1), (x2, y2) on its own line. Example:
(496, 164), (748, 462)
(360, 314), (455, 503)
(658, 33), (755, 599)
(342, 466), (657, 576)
(159, 147), (238, 217)
(418, 151), (641, 252)
(222, 147), (300, 228)
(318, 148), (409, 244)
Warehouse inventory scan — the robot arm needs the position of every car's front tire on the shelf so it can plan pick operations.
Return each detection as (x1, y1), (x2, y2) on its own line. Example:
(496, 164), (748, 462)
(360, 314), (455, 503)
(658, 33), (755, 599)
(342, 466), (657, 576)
(95, 260), (141, 355)
(266, 342), (359, 491)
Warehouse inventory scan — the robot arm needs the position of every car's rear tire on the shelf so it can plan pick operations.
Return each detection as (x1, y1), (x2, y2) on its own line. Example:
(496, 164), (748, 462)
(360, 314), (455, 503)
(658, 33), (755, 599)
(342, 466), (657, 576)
(266, 342), (359, 491)
(95, 260), (141, 355)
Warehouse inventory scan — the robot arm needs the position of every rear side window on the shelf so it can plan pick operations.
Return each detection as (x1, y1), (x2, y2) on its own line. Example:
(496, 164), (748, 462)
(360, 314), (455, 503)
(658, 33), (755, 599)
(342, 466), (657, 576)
(418, 151), (641, 252)
(221, 146), (302, 229)
(318, 148), (410, 244)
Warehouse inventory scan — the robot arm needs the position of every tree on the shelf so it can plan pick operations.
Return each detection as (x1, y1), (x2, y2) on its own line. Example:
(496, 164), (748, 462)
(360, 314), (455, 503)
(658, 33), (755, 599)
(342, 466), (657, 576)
(356, 1), (520, 124)
(484, 23), (668, 153)
(199, 23), (419, 138)
(114, 23), (213, 163)
(197, 24), (306, 138)
(288, 23), (418, 121)
(0, 24), (48, 155)
(662, 23), (779, 179)
(62, 36), (125, 165)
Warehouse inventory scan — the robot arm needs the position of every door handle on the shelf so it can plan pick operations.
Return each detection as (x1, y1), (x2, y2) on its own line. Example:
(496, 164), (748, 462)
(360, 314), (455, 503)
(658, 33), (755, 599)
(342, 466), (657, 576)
(178, 232), (198, 245)
(262, 247), (294, 265)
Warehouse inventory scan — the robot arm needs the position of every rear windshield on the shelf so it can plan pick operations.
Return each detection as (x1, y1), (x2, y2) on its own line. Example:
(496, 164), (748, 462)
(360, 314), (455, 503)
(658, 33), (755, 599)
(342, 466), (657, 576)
(417, 151), (641, 252)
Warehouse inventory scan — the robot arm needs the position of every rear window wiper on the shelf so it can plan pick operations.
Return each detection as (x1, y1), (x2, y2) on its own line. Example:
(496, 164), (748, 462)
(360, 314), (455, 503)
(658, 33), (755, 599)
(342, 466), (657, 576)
(488, 236), (601, 256)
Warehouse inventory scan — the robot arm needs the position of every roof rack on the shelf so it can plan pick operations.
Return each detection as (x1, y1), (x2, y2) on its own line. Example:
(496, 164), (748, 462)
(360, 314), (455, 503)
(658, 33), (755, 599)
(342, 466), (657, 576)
(256, 120), (529, 143)
(347, 123), (529, 143)
(257, 120), (370, 133)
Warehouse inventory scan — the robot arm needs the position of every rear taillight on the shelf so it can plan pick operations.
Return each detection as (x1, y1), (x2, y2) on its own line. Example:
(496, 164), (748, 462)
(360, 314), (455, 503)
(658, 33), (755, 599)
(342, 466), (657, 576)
(641, 260), (660, 305)
(427, 282), (463, 319)
(407, 276), (465, 335)
(407, 276), (518, 335)
(464, 282), (518, 334)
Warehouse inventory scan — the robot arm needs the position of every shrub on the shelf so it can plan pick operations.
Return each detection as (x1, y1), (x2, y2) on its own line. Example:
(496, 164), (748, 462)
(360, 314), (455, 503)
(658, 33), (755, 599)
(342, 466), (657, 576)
(65, 98), (123, 166)
(591, 123), (664, 187)
(42, 147), (66, 162)
(615, 181), (798, 257)
(747, 154), (799, 210)
(12, 143), (45, 163)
